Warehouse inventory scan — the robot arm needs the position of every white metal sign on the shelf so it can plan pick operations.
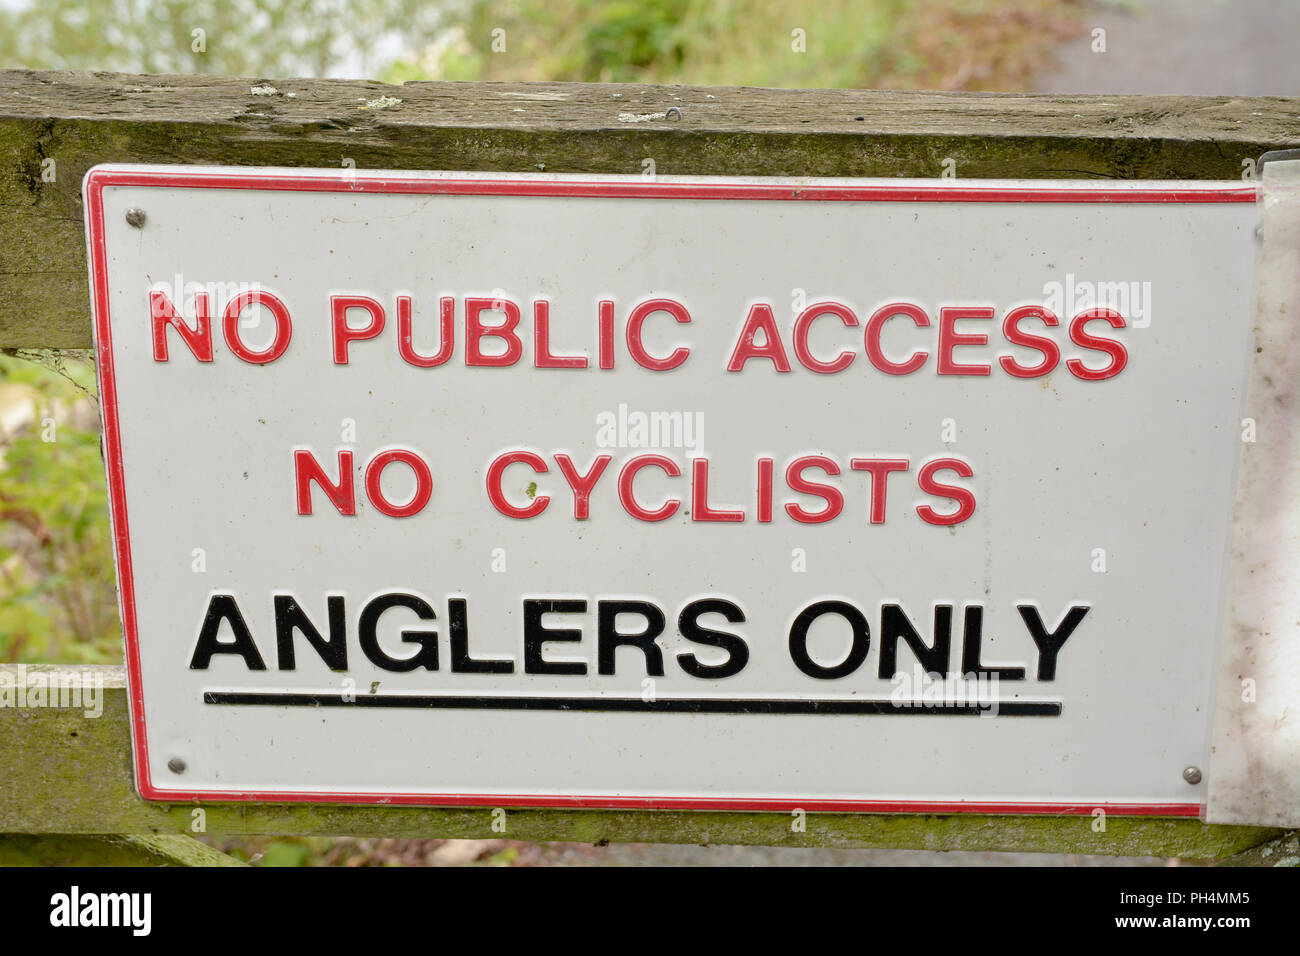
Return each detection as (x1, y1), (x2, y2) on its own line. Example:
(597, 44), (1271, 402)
(85, 166), (1258, 814)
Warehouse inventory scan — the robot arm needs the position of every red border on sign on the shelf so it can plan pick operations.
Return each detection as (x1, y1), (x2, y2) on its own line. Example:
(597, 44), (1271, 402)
(86, 167), (1250, 816)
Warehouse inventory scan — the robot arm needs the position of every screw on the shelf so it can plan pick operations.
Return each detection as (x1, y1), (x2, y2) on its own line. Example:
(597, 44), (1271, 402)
(167, 757), (186, 774)
(1183, 766), (1202, 785)
(125, 207), (146, 228)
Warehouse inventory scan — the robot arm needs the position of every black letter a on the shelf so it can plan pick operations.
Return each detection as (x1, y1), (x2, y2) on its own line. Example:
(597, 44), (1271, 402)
(190, 593), (267, 670)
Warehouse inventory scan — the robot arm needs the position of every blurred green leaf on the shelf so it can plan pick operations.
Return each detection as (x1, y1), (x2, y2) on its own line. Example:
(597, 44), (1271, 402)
(259, 841), (313, 867)
(0, 353), (120, 665)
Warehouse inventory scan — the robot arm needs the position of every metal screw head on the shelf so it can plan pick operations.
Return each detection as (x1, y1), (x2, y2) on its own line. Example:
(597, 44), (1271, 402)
(1183, 766), (1203, 785)
(124, 207), (146, 228)
(167, 757), (186, 774)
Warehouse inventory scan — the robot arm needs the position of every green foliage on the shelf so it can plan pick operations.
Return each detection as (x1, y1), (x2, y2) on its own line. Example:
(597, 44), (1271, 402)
(0, 352), (120, 664)
(0, 0), (1081, 93)
(480, 846), (519, 866)
(0, 0), (446, 77)
(573, 0), (693, 79)
(401, 0), (902, 86)
(258, 840), (313, 867)
(386, 0), (1080, 91)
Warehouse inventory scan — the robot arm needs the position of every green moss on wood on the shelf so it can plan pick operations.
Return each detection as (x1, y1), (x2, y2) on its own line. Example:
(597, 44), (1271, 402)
(0, 833), (245, 866)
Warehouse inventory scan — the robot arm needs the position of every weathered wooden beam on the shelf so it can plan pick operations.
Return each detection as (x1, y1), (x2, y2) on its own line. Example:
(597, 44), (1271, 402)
(2, 69), (1299, 348)
(0, 664), (1286, 858)
(0, 833), (244, 866)
(1216, 830), (1300, 867)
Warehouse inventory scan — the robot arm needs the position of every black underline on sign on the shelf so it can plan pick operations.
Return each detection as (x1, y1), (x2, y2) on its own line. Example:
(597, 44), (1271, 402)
(202, 691), (1062, 716)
